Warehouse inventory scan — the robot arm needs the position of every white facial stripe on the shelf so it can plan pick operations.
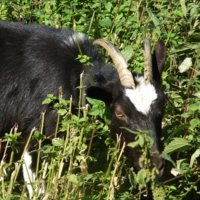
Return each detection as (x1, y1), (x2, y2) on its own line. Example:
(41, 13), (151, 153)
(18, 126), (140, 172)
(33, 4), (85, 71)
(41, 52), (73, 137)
(125, 77), (157, 115)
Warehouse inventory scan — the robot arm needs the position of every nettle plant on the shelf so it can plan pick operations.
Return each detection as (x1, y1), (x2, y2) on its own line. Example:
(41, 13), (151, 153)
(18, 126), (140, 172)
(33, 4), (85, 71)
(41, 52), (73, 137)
(0, 0), (200, 199)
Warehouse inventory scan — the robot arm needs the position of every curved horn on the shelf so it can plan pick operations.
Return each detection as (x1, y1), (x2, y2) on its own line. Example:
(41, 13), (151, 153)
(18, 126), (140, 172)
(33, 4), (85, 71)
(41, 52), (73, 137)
(93, 39), (135, 89)
(144, 38), (153, 84)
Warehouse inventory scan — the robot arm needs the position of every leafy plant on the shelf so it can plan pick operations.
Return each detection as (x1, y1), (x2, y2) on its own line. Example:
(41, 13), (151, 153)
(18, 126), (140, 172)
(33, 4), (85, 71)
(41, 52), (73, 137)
(0, 0), (200, 199)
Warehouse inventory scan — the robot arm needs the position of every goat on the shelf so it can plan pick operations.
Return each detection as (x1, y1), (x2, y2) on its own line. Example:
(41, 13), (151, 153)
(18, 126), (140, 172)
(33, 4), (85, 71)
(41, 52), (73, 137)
(0, 21), (166, 198)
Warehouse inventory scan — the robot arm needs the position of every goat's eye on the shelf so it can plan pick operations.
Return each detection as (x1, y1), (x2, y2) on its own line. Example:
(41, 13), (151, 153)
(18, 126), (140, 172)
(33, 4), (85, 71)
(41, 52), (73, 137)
(115, 111), (125, 118)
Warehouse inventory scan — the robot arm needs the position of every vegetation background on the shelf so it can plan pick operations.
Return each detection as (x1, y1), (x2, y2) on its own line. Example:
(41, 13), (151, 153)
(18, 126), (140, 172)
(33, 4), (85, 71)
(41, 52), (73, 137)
(0, 0), (199, 199)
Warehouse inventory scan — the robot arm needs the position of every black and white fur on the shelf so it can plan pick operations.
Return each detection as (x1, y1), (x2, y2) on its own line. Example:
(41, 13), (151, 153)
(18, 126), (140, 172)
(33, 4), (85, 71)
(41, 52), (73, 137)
(0, 21), (166, 198)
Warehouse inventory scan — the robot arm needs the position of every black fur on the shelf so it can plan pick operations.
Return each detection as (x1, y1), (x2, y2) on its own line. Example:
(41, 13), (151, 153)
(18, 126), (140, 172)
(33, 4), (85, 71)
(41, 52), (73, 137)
(0, 21), (117, 141)
(0, 21), (166, 179)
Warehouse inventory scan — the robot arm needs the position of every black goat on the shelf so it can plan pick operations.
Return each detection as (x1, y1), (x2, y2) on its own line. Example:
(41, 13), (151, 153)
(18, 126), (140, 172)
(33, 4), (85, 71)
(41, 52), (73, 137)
(0, 21), (166, 198)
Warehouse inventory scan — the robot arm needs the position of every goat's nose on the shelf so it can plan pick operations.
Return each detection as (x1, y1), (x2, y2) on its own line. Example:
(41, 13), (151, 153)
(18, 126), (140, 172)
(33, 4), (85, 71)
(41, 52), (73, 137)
(152, 155), (165, 178)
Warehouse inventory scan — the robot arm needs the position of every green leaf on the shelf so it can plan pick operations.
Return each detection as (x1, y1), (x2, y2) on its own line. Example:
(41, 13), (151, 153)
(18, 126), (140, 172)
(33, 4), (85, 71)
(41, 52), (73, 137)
(86, 97), (102, 105)
(160, 152), (176, 167)
(68, 174), (78, 185)
(189, 103), (200, 112)
(33, 131), (40, 139)
(42, 98), (52, 104)
(42, 94), (57, 104)
(87, 106), (100, 115)
(164, 138), (191, 154)
(170, 42), (200, 54)
(170, 93), (183, 103)
(136, 169), (146, 188)
(178, 57), (192, 73)
(190, 118), (200, 129)
(72, 115), (80, 121)
(121, 46), (133, 62)
(105, 2), (112, 12)
(128, 140), (141, 148)
(58, 108), (67, 115)
(128, 169), (137, 188)
(91, 3), (101, 8)
(190, 149), (200, 168)
(147, 9), (160, 26)
(181, 113), (191, 118)
(76, 55), (92, 65)
(99, 18), (112, 27)
(193, 91), (200, 98)
(138, 135), (145, 147)
(87, 97), (105, 116)
(121, 127), (150, 135)
(52, 138), (64, 148)
(46, 94), (54, 98)
(180, 0), (187, 17)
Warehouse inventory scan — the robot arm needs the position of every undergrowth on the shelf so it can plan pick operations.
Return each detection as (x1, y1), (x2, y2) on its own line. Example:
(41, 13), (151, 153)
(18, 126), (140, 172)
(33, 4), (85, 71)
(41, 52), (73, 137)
(0, 0), (200, 199)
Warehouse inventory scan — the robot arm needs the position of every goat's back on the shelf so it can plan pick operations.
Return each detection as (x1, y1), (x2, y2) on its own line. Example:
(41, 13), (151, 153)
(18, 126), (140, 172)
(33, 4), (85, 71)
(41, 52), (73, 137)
(0, 21), (116, 139)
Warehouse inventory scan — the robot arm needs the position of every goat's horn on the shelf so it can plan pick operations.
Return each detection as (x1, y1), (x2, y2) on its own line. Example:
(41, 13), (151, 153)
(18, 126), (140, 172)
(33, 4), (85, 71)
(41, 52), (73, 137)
(93, 39), (135, 89)
(144, 38), (153, 84)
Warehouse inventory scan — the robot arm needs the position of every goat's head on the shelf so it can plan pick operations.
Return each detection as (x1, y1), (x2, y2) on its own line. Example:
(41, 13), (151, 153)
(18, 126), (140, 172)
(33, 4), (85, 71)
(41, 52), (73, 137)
(87, 38), (166, 178)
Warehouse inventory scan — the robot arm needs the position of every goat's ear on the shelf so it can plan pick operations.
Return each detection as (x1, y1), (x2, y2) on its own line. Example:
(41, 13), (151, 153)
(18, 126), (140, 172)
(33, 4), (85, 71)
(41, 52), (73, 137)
(152, 39), (166, 82)
(86, 86), (113, 106)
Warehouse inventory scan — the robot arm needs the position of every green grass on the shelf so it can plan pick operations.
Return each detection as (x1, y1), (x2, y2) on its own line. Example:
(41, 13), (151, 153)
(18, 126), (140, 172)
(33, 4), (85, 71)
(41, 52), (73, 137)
(0, 0), (200, 199)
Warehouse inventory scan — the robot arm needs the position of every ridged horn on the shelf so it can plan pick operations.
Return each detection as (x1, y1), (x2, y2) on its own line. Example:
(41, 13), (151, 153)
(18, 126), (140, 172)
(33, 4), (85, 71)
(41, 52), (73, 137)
(93, 39), (135, 88)
(144, 38), (153, 84)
